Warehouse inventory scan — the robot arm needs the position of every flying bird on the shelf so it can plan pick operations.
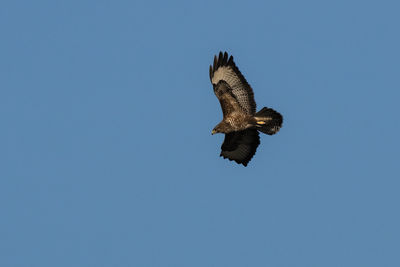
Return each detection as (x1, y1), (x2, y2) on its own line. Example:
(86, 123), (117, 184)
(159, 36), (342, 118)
(209, 52), (283, 166)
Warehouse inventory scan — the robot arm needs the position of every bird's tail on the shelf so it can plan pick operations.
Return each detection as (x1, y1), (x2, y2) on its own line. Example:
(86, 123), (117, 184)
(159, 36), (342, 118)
(254, 107), (283, 135)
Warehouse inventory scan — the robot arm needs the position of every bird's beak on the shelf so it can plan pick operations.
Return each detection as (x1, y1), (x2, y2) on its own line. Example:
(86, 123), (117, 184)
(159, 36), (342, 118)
(211, 130), (216, 135)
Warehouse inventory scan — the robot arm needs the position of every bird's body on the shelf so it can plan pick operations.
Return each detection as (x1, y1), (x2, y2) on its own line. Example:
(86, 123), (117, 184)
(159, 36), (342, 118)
(209, 52), (283, 166)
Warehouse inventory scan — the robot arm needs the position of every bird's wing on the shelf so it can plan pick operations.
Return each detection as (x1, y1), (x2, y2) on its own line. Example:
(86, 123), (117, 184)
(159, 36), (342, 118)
(210, 52), (256, 115)
(213, 81), (243, 118)
(220, 129), (260, 166)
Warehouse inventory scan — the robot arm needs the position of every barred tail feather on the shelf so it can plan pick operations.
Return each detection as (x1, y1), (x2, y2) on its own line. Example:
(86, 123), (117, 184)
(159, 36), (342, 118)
(254, 107), (283, 135)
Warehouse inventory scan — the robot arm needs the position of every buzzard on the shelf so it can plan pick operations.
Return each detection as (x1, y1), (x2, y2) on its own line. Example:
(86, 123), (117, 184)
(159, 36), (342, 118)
(209, 52), (283, 166)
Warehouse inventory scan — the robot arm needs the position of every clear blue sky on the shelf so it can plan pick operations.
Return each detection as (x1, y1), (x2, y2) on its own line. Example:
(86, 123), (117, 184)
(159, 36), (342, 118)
(1, 0), (399, 266)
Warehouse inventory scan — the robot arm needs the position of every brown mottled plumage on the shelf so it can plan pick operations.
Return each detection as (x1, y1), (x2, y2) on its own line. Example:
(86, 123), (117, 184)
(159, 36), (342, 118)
(210, 52), (283, 166)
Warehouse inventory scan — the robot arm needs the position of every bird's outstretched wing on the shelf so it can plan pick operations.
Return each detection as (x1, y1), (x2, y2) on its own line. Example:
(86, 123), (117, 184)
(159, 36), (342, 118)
(209, 52), (256, 115)
(220, 129), (260, 166)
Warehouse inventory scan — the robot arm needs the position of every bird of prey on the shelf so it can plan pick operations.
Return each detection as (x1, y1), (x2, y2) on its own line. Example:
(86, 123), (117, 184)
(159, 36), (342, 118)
(209, 52), (283, 166)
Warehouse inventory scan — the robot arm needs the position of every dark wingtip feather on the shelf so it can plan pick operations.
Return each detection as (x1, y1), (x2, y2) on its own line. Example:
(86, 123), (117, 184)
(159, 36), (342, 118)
(211, 51), (233, 71)
(227, 55), (234, 66)
(220, 153), (248, 166)
(209, 65), (212, 81)
(223, 52), (228, 64)
(220, 153), (251, 167)
(217, 51), (223, 66)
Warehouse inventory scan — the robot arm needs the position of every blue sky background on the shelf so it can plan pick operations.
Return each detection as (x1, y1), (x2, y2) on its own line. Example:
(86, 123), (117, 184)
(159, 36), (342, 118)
(1, 0), (399, 266)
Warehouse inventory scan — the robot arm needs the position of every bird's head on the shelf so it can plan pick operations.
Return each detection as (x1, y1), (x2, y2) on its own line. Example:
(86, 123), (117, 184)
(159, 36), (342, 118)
(211, 125), (223, 135)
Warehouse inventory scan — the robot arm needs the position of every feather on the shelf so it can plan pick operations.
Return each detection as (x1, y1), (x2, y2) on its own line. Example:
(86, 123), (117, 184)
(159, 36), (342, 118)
(220, 129), (260, 166)
(209, 51), (256, 115)
(255, 107), (283, 135)
(209, 52), (283, 166)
